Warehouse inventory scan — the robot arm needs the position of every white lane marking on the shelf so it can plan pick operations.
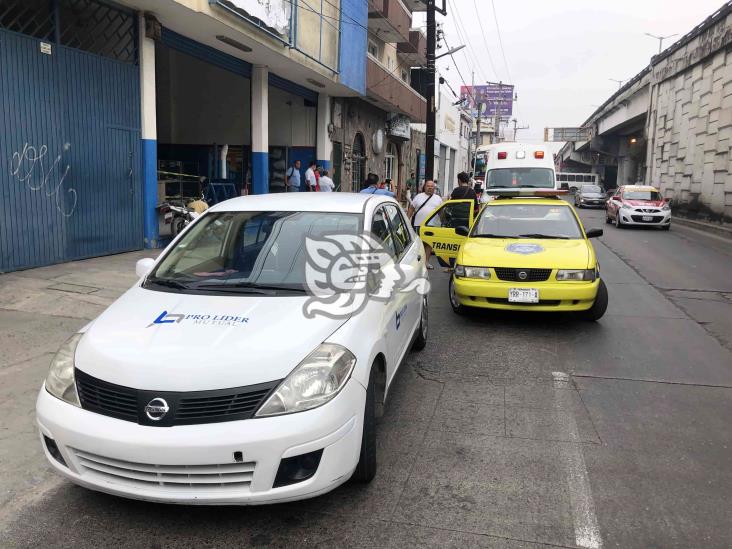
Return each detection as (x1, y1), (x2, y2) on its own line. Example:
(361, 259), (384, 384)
(552, 371), (603, 549)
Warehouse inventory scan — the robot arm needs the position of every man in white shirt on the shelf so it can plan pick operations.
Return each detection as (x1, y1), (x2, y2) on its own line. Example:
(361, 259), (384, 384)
(318, 169), (336, 192)
(407, 180), (443, 269)
(304, 161), (317, 192)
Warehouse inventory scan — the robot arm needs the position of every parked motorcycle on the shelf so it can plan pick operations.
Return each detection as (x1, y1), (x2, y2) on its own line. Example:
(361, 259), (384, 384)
(158, 200), (204, 237)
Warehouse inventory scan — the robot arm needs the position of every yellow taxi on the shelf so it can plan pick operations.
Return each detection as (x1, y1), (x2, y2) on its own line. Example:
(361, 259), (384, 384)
(419, 190), (608, 320)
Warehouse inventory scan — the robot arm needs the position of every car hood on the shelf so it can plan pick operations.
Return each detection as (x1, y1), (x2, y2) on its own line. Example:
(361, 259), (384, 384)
(461, 238), (590, 269)
(75, 286), (349, 391)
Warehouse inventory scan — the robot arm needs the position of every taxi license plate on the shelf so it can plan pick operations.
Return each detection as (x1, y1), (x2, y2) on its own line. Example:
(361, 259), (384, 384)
(508, 288), (539, 303)
(642, 215), (653, 221)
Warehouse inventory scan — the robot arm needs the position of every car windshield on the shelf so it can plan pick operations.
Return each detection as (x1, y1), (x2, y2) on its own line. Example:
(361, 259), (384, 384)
(144, 211), (362, 294)
(486, 168), (555, 189)
(472, 203), (583, 239)
(625, 190), (661, 200)
(582, 185), (602, 193)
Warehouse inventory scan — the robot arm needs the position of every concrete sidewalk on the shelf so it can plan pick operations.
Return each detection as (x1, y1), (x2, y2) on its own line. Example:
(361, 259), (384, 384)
(0, 250), (158, 527)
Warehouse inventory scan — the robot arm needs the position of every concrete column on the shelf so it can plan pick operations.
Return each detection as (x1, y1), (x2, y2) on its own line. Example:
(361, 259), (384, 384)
(316, 93), (332, 170)
(139, 14), (158, 248)
(251, 65), (269, 194)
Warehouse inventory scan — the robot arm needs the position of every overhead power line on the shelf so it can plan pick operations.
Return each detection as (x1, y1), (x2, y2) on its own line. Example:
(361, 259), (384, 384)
(490, 0), (512, 82)
(472, 0), (500, 79)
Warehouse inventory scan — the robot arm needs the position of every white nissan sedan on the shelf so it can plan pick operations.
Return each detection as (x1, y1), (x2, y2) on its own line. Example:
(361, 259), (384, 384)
(36, 193), (428, 504)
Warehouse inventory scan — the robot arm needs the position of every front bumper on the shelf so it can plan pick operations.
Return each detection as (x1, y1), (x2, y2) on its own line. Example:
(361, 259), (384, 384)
(36, 380), (365, 505)
(453, 276), (600, 312)
(617, 209), (671, 226)
(578, 198), (606, 208)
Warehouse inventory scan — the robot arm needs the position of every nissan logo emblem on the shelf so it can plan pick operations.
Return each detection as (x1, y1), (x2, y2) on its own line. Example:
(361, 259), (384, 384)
(145, 398), (169, 421)
(518, 271), (528, 280)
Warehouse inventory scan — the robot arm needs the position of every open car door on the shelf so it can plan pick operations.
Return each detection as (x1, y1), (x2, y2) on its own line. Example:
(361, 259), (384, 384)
(419, 200), (475, 264)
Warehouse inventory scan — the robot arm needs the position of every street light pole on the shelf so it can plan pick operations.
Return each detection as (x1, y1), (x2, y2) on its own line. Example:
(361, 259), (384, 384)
(645, 32), (678, 54)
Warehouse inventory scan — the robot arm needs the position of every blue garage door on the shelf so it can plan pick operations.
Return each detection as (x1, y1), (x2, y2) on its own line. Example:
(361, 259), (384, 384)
(0, 0), (141, 272)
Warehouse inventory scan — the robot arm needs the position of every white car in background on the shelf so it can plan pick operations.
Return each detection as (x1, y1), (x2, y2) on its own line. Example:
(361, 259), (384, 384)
(36, 193), (428, 505)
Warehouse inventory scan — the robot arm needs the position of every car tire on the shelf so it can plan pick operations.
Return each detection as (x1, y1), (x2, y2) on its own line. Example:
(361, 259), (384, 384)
(412, 296), (428, 351)
(449, 276), (467, 315)
(605, 212), (612, 224)
(581, 279), (608, 321)
(352, 365), (377, 483)
(662, 224), (670, 231)
(615, 212), (623, 229)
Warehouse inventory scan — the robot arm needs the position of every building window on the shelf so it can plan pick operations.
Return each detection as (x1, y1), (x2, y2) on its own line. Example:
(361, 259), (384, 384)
(387, 57), (394, 70)
(352, 133), (366, 190)
(401, 68), (409, 82)
(368, 40), (379, 59)
(385, 142), (397, 188)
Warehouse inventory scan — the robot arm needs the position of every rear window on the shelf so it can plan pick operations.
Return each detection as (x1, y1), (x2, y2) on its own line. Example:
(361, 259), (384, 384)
(486, 168), (555, 189)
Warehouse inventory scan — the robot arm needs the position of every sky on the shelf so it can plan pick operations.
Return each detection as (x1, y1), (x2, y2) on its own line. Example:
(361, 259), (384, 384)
(414, 0), (727, 146)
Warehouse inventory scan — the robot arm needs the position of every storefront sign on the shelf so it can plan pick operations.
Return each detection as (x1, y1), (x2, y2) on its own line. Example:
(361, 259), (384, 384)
(211, 0), (291, 39)
(387, 115), (411, 140)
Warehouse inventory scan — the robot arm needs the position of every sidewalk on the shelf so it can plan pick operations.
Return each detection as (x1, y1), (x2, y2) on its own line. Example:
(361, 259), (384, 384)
(0, 250), (157, 526)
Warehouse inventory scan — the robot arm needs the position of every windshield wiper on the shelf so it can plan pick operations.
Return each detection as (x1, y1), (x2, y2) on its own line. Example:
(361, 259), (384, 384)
(517, 233), (570, 240)
(472, 233), (514, 238)
(145, 278), (190, 290)
(193, 283), (306, 294)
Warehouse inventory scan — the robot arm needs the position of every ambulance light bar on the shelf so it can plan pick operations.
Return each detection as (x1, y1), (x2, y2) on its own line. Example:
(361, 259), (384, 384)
(484, 188), (569, 197)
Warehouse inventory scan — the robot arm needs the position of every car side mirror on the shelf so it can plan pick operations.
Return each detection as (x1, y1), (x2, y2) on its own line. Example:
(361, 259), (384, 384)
(585, 228), (603, 239)
(136, 257), (156, 278)
(455, 226), (469, 237)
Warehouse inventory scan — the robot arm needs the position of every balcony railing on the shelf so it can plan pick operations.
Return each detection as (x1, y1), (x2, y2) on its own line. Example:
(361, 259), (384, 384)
(367, 55), (426, 123)
(367, 0), (411, 43)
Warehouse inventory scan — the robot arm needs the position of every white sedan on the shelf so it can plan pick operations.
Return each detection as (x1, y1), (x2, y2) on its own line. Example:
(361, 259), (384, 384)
(36, 193), (429, 504)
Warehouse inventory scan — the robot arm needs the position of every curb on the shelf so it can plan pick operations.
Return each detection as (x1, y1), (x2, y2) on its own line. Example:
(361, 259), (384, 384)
(671, 216), (732, 239)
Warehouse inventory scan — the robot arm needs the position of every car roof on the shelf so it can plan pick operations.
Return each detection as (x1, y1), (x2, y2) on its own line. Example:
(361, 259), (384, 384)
(486, 197), (571, 206)
(207, 192), (395, 214)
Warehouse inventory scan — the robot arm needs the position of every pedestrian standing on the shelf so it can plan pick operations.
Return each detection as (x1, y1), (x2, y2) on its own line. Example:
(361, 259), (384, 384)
(359, 173), (395, 196)
(314, 166), (321, 191)
(305, 161), (317, 192)
(286, 160), (301, 192)
(408, 180), (443, 269)
(450, 171), (478, 206)
(318, 170), (336, 192)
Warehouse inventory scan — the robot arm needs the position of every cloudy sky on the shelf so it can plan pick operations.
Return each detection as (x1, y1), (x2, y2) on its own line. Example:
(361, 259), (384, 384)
(414, 0), (726, 145)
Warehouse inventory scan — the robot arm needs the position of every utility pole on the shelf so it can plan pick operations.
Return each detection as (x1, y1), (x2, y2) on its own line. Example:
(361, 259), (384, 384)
(425, 0), (436, 181)
(511, 119), (529, 142)
(494, 81), (503, 143)
(609, 78), (624, 89)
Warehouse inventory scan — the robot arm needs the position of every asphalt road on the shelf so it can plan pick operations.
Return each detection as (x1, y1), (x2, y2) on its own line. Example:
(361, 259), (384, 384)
(1, 208), (731, 548)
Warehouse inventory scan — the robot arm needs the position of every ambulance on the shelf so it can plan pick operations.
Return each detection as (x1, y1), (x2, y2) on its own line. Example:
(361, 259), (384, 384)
(478, 143), (558, 202)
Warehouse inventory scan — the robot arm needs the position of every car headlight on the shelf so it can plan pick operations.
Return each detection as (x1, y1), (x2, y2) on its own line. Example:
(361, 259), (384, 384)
(662, 203), (671, 211)
(454, 265), (491, 279)
(620, 203), (632, 210)
(45, 333), (82, 407)
(556, 269), (596, 281)
(256, 343), (356, 417)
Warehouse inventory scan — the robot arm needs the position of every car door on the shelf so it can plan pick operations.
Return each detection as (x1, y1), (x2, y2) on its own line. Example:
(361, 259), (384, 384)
(383, 203), (421, 384)
(419, 200), (475, 264)
(608, 188), (622, 219)
(370, 206), (403, 376)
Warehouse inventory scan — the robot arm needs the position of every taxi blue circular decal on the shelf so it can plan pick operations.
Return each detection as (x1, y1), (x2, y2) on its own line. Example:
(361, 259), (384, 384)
(505, 243), (545, 255)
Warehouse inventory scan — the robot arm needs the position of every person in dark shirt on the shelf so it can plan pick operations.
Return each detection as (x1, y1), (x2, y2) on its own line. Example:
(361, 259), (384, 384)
(450, 172), (478, 205)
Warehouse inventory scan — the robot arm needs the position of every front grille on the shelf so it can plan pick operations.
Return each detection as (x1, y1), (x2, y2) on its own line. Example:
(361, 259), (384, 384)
(76, 369), (138, 422)
(75, 368), (280, 426)
(72, 448), (256, 489)
(494, 268), (552, 282)
(485, 298), (561, 306)
(631, 215), (663, 223)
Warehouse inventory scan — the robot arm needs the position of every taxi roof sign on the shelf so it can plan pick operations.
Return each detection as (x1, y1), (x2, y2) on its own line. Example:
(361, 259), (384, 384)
(484, 188), (568, 197)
